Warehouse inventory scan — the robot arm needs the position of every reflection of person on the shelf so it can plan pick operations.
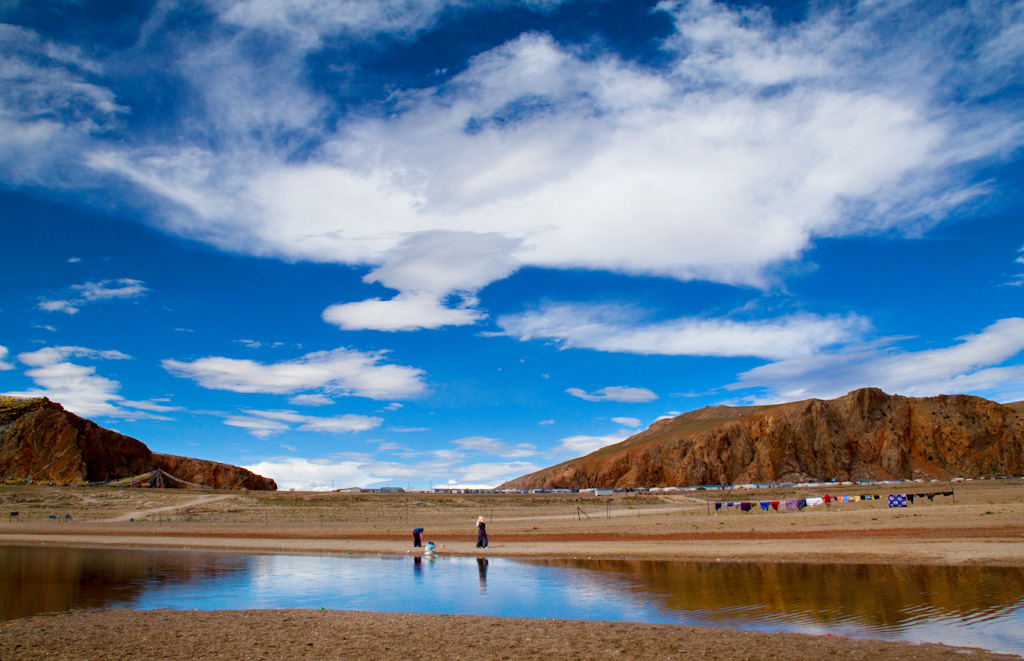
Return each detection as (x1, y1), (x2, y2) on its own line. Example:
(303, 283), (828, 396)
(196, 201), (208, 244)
(477, 557), (488, 592)
(476, 516), (488, 549)
(412, 527), (423, 547)
(413, 556), (422, 573)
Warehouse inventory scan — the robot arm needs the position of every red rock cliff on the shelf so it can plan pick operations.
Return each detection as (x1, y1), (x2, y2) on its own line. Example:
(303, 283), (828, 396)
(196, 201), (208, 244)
(501, 388), (1024, 489)
(0, 397), (276, 489)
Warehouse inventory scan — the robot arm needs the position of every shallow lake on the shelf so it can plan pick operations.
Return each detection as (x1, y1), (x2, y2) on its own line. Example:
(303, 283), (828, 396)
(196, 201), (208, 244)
(3, 545), (1023, 655)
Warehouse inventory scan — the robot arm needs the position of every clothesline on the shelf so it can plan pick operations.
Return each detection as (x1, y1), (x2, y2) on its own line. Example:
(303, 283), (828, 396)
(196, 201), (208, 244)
(712, 490), (955, 512)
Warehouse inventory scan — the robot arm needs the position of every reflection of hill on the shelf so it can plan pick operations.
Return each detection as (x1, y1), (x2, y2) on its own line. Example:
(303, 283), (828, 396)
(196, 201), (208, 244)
(0, 546), (251, 620)
(523, 559), (1024, 629)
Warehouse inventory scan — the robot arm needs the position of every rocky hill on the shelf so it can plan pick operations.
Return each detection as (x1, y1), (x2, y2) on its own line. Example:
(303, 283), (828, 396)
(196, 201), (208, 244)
(501, 388), (1024, 490)
(0, 397), (276, 489)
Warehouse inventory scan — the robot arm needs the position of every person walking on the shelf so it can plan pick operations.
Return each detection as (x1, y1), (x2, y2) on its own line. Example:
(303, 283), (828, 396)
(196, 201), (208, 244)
(476, 516), (488, 549)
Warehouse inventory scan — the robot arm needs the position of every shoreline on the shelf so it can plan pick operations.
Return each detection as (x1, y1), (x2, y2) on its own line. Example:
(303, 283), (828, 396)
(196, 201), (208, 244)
(3, 483), (1024, 658)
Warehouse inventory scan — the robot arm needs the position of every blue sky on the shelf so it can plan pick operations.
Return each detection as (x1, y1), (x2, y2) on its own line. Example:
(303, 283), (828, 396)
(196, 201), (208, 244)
(1, 0), (1022, 490)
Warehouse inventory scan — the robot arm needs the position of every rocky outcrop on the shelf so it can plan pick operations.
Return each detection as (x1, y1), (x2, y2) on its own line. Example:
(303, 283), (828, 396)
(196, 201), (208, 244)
(501, 388), (1024, 490)
(0, 397), (275, 489)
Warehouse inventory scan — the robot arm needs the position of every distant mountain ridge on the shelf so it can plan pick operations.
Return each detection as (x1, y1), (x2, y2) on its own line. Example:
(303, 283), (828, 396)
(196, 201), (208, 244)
(501, 388), (1024, 490)
(0, 397), (276, 490)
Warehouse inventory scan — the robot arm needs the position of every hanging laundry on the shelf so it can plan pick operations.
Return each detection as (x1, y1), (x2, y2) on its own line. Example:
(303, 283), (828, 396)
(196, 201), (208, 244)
(797, 499), (807, 510)
(771, 501), (780, 511)
(785, 500), (799, 510)
(888, 494), (908, 508)
(806, 497), (823, 507)
(740, 502), (751, 512)
(907, 494), (916, 504)
(715, 502), (722, 511)
(823, 495), (831, 504)
(760, 502), (770, 511)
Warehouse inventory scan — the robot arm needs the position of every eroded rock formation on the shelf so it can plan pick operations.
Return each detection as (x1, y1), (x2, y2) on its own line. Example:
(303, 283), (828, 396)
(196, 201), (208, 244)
(501, 388), (1024, 490)
(0, 397), (276, 489)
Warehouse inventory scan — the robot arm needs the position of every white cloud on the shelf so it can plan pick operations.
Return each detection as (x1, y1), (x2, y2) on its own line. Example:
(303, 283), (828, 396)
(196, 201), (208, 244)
(556, 432), (627, 456)
(38, 279), (148, 315)
(162, 347), (426, 400)
(3, 346), (168, 420)
(732, 318), (1024, 402)
(243, 457), (385, 490)
(452, 436), (537, 458)
(566, 386), (658, 403)
(71, 278), (148, 301)
(458, 461), (539, 484)
(0, 346), (14, 371)
(611, 417), (641, 428)
(37, 299), (79, 315)
(225, 408), (383, 437)
(62, 1), (1022, 324)
(323, 231), (521, 331)
(289, 393), (334, 406)
(538, 419), (554, 425)
(495, 302), (869, 359)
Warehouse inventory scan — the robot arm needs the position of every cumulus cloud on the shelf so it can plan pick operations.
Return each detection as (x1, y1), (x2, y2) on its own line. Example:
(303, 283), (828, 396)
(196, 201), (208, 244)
(452, 436), (537, 458)
(46, 0), (1018, 328)
(225, 409), (382, 437)
(0, 346), (14, 370)
(566, 386), (658, 403)
(732, 318), (1024, 402)
(162, 347), (426, 400)
(555, 432), (627, 456)
(323, 231), (521, 331)
(495, 302), (870, 360)
(3, 345), (171, 419)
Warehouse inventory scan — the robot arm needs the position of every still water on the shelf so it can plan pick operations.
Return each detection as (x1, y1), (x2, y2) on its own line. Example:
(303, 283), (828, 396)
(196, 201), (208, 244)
(3, 545), (1023, 655)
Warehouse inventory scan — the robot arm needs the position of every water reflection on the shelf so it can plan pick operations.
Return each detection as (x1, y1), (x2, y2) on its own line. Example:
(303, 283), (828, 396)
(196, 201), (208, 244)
(1, 546), (1022, 655)
(523, 559), (1024, 631)
(0, 545), (250, 620)
(477, 557), (488, 593)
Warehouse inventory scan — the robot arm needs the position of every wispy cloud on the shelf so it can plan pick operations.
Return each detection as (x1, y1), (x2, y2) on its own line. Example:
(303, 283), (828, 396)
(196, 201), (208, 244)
(731, 318), (1024, 402)
(163, 347), (426, 400)
(566, 386), (658, 403)
(452, 435), (537, 458)
(496, 303), (869, 360)
(0, 346), (14, 371)
(37, 279), (148, 315)
(225, 408), (383, 437)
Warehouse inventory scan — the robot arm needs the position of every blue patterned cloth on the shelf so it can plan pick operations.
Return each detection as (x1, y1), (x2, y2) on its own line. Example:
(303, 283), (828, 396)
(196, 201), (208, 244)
(888, 494), (907, 508)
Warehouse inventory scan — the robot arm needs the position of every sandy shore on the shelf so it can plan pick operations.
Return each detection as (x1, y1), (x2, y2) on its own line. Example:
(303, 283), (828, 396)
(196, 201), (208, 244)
(1, 610), (1019, 660)
(2, 481), (1024, 659)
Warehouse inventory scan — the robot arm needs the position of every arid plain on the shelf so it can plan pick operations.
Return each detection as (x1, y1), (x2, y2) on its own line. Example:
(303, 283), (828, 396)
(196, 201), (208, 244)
(2, 480), (1024, 659)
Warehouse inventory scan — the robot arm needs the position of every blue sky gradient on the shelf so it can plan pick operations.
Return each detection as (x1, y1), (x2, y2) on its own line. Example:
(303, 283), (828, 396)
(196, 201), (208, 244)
(2, 0), (1023, 489)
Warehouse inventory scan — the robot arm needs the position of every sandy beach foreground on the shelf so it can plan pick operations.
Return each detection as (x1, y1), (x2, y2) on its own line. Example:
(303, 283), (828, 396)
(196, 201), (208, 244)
(2, 481), (1024, 658)
(1, 609), (1018, 660)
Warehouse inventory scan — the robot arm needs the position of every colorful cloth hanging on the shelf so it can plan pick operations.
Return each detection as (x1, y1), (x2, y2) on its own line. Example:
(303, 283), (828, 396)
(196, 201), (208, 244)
(888, 494), (907, 508)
